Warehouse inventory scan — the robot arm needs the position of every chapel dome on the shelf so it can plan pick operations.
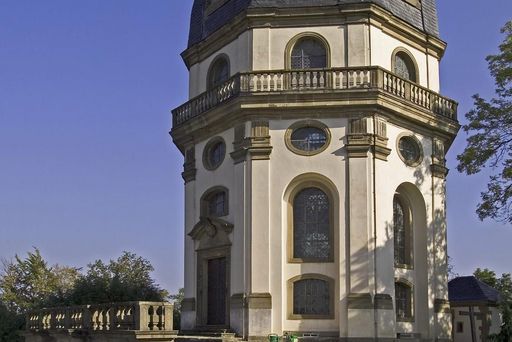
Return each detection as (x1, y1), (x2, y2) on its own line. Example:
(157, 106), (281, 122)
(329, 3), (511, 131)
(188, 0), (440, 48)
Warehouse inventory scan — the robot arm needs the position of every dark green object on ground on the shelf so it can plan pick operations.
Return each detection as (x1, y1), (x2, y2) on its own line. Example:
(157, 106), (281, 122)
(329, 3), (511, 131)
(268, 334), (279, 342)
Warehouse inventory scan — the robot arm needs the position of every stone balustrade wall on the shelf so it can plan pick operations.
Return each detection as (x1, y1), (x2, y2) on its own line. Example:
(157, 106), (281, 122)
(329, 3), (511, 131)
(26, 301), (173, 333)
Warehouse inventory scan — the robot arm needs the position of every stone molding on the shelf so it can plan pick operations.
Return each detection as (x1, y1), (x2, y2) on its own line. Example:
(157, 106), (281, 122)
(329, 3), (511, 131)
(346, 117), (391, 160)
(430, 164), (449, 179)
(182, 147), (197, 183)
(431, 138), (449, 178)
(230, 293), (244, 309)
(231, 121), (272, 163)
(374, 294), (394, 310)
(247, 293), (272, 309)
(347, 293), (373, 309)
(434, 298), (450, 313)
(182, 298), (196, 312)
(189, 217), (234, 251)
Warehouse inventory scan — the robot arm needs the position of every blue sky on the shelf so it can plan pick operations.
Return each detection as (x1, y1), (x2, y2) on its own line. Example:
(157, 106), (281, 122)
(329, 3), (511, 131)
(0, 1), (511, 294)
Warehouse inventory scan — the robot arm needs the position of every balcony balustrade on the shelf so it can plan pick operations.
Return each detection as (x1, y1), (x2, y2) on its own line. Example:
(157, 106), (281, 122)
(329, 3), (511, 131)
(172, 66), (458, 127)
(26, 301), (173, 333)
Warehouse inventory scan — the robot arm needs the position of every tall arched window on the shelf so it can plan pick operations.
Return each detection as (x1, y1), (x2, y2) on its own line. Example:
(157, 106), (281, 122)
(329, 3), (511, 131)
(394, 195), (412, 267)
(393, 50), (417, 83)
(207, 55), (230, 89)
(291, 38), (327, 69)
(395, 281), (413, 321)
(293, 187), (331, 261)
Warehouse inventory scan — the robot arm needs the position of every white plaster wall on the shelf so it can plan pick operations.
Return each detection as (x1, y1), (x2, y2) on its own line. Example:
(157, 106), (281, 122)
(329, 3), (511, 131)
(452, 306), (502, 342)
(189, 31), (252, 97)
(253, 26), (347, 70)
(370, 25), (439, 91)
(374, 121), (438, 338)
(268, 118), (348, 334)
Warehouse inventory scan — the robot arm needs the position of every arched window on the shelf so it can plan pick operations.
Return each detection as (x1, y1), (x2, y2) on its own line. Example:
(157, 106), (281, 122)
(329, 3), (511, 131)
(393, 51), (417, 83)
(288, 274), (334, 319)
(201, 187), (228, 217)
(293, 187), (331, 261)
(207, 55), (230, 89)
(395, 281), (413, 321)
(291, 38), (327, 69)
(393, 195), (412, 267)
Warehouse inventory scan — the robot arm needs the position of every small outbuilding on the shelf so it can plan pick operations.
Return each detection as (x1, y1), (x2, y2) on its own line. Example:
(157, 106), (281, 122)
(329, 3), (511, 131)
(449, 276), (502, 342)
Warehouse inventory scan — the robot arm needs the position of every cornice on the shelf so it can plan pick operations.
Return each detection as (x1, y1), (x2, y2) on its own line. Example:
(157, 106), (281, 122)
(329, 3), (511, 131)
(181, 3), (447, 69)
(171, 90), (460, 153)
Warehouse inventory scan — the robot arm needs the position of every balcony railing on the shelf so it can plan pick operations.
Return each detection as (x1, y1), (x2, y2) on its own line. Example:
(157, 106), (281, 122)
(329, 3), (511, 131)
(26, 301), (173, 332)
(172, 66), (458, 127)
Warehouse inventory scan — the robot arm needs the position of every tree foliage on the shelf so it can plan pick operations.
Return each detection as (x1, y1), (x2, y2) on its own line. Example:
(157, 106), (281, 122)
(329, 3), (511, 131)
(0, 248), (79, 312)
(0, 249), (169, 340)
(457, 21), (512, 223)
(69, 252), (168, 305)
(169, 288), (184, 330)
(474, 268), (512, 341)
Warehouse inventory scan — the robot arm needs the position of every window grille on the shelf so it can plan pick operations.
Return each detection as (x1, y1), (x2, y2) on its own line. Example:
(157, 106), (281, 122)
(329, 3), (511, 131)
(395, 282), (412, 320)
(291, 38), (327, 69)
(293, 187), (331, 260)
(394, 52), (416, 82)
(293, 279), (330, 315)
(394, 197), (407, 265)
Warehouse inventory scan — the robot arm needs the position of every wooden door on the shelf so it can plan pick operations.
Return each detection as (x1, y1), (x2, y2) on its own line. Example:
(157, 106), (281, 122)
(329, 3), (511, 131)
(207, 257), (227, 325)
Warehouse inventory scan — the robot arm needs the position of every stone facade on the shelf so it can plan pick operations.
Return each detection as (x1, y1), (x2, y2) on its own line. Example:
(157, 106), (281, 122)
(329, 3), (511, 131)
(172, 1), (459, 341)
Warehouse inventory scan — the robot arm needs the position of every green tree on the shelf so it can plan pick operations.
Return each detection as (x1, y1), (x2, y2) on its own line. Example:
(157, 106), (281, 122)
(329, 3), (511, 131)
(69, 251), (168, 305)
(170, 288), (184, 330)
(474, 268), (512, 341)
(0, 248), (79, 312)
(457, 21), (512, 223)
(0, 302), (24, 342)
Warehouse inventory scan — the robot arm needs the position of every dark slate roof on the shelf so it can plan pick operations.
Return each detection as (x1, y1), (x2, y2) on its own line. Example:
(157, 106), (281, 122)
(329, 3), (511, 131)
(449, 276), (502, 303)
(188, 0), (440, 48)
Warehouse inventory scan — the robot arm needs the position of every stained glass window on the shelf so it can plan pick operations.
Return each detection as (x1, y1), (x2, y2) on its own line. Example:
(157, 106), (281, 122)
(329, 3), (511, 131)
(394, 197), (407, 265)
(395, 282), (412, 320)
(291, 38), (327, 69)
(293, 187), (331, 260)
(293, 279), (330, 315)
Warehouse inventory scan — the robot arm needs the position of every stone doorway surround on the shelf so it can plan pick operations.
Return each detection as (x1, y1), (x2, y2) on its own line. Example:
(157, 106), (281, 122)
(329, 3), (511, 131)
(189, 216), (233, 329)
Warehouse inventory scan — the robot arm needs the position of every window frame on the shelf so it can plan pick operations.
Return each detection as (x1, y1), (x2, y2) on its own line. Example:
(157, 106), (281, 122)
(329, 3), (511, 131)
(207, 54), (230, 90)
(396, 133), (423, 167)
(285, 33), (331, 70)
(287, 274), (335, 320)
(285, 120), (331, 156)
(202, 136), (226, 171)
(288, 181), (334, 263)
(200, 186), (229, 218)
(395, 279), (414, 322)
(391, 47), (419, 84)
(393, 194), (414, 269)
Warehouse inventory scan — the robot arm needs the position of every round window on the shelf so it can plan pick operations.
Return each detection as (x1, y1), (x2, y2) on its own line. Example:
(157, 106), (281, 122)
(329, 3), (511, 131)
(285, 121), (330, 156)
(398, 135), (422, 166)
(203, 138), (226, 170)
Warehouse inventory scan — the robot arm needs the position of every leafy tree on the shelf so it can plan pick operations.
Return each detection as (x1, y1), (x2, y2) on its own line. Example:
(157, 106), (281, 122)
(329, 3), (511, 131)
(0, 302), (24, 342)
(69, 251), (168, 305)
(0, 248), (79, 312)
(474, 268), (512, 341)
(457, 21), (512, 223)
(170, 288), (184, 330)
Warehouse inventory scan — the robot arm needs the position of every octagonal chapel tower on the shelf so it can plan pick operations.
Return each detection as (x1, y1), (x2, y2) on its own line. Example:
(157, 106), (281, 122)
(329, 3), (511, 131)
(171, 0), (459, 340)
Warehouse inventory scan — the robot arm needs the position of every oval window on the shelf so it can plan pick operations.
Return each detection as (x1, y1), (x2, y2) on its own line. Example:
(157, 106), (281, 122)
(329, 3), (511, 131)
(398, 135), (422, 166)
(203, 138), (226, 170)
(285, 121), (330, 156)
